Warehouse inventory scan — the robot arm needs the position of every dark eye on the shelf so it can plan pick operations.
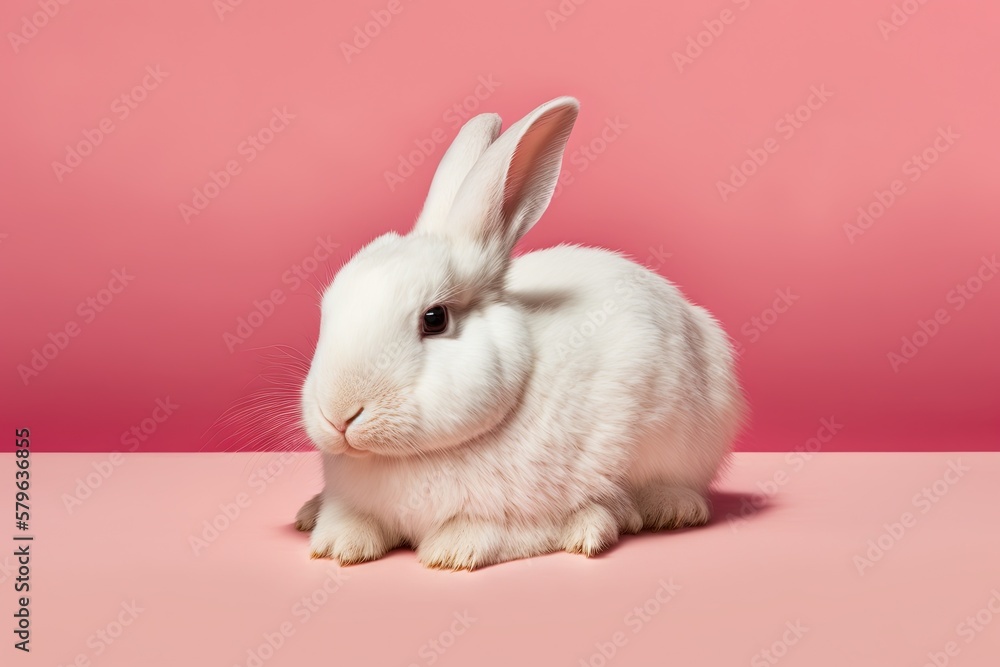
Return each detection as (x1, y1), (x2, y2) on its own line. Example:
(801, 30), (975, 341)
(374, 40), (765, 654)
(421, 305), (448, 335)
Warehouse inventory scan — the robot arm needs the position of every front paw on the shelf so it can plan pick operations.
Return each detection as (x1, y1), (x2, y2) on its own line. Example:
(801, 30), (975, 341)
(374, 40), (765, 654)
(416, 517), (503, 571)
(563, 503), (620, 557)
(309, 502), (392, 566)
(294, 493), (322, 532)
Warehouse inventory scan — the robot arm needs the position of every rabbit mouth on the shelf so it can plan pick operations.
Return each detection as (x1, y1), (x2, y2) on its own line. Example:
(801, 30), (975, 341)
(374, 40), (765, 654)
(340, 437), (370, 457)
(309, 403), (372, 457)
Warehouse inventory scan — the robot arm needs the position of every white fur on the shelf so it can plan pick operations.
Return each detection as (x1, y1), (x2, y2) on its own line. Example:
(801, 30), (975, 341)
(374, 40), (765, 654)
(298, 97), (745, 569)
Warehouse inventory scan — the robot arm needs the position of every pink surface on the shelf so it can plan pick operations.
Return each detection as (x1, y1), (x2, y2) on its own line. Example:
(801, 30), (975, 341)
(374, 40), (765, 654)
(2, 0), (999, 452)
(10, 451), (999, 665)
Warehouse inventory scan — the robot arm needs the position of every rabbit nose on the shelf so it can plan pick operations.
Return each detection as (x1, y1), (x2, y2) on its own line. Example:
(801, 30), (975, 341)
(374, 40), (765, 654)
(333, 406), (364, 433)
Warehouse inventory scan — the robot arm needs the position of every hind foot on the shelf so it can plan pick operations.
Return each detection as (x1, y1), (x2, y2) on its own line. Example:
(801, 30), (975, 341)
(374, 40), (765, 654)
(633, 485), (710, 530)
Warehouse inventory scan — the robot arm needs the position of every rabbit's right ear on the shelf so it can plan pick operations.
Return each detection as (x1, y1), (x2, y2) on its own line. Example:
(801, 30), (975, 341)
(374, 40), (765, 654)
(412, 113), (502, 236)
(443, 97), (578, 257)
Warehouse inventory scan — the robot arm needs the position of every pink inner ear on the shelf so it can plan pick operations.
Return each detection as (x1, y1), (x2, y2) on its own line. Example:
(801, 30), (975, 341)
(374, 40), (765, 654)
(501, 108), (574, 225)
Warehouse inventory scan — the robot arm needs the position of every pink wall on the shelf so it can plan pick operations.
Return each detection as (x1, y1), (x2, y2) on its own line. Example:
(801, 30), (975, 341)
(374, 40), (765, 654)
(2, 0), (997, 452)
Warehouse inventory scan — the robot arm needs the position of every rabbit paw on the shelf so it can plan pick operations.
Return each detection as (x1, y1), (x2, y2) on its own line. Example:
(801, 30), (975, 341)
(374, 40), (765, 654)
(294, 493), (322, 532)
(563, 503), (619, 557)
(634, 485), (710, 530)
(309, 501), (392, 565)
(417, 517), (504, 571)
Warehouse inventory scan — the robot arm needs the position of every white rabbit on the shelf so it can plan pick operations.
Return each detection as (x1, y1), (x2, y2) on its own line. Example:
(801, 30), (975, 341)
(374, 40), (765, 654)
(296, 97), (745, 570)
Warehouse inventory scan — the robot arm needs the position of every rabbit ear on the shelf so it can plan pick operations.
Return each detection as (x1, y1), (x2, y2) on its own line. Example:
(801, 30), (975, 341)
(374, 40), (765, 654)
(444, 96), (579, 254)
(413, 113), (502, 235)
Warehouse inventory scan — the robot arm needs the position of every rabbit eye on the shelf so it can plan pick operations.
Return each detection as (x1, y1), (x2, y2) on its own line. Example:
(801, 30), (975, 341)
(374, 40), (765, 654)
(421, 305), (448, 335)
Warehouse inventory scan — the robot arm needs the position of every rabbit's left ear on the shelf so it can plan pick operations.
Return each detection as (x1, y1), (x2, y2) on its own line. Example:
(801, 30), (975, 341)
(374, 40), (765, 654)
(413, 113), (502, 235)
(444, 97), (579, 255)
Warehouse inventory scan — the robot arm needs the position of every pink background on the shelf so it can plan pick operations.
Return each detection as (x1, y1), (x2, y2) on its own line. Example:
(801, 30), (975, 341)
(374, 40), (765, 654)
(2, 0), (998, 452)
